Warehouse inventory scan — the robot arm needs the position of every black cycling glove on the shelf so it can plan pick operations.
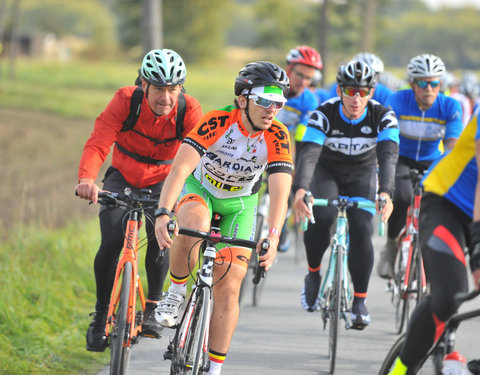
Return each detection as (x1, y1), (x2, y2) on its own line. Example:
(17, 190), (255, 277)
(469, 221), (480, 272)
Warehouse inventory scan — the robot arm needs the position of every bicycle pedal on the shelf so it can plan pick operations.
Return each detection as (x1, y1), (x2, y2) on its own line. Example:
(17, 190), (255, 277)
(164, 350), (173, 360)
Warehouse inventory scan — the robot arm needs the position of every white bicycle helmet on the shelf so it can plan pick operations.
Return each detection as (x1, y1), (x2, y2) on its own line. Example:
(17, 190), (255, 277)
(460, 71), (479, 99)
(407, 54), (446, 81)
(140, 49), (187, 86)
(353, 52), (384, 74)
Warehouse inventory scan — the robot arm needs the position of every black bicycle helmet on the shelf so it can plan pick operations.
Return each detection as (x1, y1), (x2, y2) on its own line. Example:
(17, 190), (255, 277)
(234, 61), (290, 97)
(336, 60), (377, 88)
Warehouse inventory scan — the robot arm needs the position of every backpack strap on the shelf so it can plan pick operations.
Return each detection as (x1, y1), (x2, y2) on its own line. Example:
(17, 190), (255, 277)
(121, 85), (144, 132)
(175, 92), (186, 138)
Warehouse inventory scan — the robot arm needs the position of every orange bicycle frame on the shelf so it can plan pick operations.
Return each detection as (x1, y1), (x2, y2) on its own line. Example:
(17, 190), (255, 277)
(105, 213), (147, 346)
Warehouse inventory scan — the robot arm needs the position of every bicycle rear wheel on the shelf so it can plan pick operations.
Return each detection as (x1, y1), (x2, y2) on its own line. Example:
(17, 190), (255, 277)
(110, 262), (132, 375)
(328, 245), (343, 375)
(171, 286), (211, 375)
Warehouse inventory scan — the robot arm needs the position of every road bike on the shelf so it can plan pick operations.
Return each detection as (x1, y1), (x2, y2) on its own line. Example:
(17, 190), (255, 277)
(164, 219), (269, 375)
(83, 188), (160, 375)
(386, 169), (428, 334)
(303, 192), (384, 375)
(379, 289), (480, 374)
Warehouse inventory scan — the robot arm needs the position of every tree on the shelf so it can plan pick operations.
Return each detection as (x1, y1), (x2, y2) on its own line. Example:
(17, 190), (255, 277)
(141, 0), (162, 54)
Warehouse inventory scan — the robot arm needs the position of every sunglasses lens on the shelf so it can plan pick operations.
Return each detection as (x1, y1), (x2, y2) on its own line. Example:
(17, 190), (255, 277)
(416, 80), (440, 89)
(416, 80), (428, 88)
(252, 96), (284, 109)
(343, 88), (369, 98)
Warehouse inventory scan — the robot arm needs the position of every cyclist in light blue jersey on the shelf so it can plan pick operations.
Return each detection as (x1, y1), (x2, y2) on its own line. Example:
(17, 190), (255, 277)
(377, 53), (464, 279)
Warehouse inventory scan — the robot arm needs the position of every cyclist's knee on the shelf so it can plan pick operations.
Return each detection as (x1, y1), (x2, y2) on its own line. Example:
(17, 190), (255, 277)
(213, 264), (246, 297)
(176, 202), (210, 230)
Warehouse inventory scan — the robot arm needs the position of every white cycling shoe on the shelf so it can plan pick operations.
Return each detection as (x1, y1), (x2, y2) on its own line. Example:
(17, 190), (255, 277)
(155, 290), (185, 328)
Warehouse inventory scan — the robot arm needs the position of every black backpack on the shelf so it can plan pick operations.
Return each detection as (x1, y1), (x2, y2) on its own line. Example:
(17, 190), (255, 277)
(115, 77), (187, 165)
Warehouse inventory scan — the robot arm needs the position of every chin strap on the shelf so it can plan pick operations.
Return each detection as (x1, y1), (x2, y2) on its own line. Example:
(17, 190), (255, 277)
(244, 92), (262, 132)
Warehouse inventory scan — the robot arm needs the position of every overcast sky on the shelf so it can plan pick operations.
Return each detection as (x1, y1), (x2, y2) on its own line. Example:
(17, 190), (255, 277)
(422, 0), (480, 9)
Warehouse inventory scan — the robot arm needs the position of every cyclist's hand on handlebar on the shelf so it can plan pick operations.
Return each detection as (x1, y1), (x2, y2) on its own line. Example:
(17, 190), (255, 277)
(377, 193), (393, 224)
(155, 215), (176, 250)
(257, 235), (278, 272)
(75, 178), (101, 204)
(293, 189), (311, 224)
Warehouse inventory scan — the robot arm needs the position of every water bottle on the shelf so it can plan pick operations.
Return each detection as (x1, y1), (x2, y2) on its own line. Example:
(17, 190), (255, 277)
(442, 351), (472, 375)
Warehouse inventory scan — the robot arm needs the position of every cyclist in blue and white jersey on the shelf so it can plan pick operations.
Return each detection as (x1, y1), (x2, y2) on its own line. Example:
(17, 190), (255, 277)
(386, 107), (480, 375)
(293, 60), (399, 329)
(377, 54), (464, 279)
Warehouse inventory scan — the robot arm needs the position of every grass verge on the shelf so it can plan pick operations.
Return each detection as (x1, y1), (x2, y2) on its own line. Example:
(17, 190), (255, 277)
(0, 219), (109, 374)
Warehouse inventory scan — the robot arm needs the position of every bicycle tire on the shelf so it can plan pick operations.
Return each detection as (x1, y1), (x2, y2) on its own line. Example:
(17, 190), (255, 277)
(328, 244), (343, 375)
(394, 236), (408, 334)
(192, 287), (211, 375)
(379, 332), (445, 374)
(413, 235), (426, 305)
(171, 287), (211, 375)
(378, 333), (406, 375)
(110, 261), (132, 375)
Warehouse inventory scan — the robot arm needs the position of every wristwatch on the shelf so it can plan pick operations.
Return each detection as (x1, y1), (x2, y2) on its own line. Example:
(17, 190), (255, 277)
(154, 207), (172, 218)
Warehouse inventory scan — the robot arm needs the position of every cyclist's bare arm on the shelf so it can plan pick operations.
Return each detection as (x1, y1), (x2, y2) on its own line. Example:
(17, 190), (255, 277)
(76, 178), (101, 204)
(260, 171), (292, 271)
(155, 143), (201, 249)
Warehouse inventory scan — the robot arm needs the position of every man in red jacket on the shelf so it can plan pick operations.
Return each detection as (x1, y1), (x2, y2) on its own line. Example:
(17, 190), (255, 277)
(76, 48), (203, 352)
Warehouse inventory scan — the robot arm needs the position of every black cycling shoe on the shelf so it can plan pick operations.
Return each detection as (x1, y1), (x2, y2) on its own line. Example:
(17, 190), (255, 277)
(301, 272), (321, 312)
(350, 298), (370, 330)
(141, 302), (163, 338)
(468, 359), (480, 375)
(86, 311), (108, 352)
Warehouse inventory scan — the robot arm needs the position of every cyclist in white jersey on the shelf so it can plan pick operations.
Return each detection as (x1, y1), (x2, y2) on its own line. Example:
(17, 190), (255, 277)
(154, 61), (293, 375)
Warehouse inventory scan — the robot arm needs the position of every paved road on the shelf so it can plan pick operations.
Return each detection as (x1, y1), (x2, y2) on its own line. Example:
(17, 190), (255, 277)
(98, 230), (480, 374)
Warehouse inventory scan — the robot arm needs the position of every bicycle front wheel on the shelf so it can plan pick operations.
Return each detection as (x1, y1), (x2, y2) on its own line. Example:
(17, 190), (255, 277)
(393, 236), (408, 334)
(378, 332), (443, 375)
(171, 286), (211, 375)
(379, 333), (406, 375)
(328, 245), (343, 375)
(110, 261), (132, 375)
